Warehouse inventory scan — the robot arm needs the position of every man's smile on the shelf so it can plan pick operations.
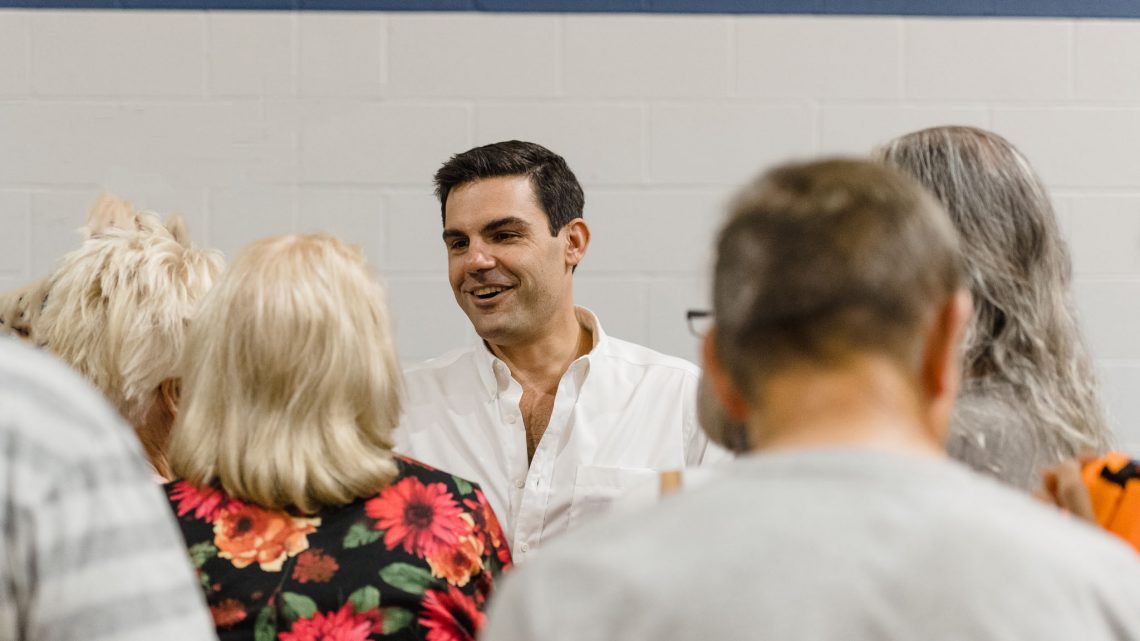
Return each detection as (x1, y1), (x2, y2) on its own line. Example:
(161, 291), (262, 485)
(473, 285), (510, 299)
(466, 284), (515, 307)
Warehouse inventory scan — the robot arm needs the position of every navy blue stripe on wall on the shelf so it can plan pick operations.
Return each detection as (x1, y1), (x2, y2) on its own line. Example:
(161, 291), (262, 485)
(5, 0), (1140, 16)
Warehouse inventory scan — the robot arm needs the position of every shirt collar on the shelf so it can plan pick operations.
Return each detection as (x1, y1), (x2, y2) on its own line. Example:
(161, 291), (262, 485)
(472, 306), (605, 399)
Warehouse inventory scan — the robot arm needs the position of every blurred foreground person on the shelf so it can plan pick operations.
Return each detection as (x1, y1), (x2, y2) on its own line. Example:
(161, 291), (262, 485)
(0, 337), (215, 641)
(0, 195), (223, 479)
(878, 127), (1112, 491)
(484, 159), (1140, 641)
(164, 235), (510, 641)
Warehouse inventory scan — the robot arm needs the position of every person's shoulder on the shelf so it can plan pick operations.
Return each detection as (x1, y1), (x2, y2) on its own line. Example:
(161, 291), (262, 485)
(594, 335), (700, 378)
(487, 488), (696, 639)
(918, 460), (1140, 584)
(402, 346), (479, 382)
(0, 338), (103, 412)
(399, 348), (487, 421)
(966, 487), (1140, 626)
(395, 454), (480, 493)
(0, 338), (139, 458)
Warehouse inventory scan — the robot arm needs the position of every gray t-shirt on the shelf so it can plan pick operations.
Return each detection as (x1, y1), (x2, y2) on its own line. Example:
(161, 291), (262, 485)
(485, 448), (1140, 641)
(0, 338), (216, 641)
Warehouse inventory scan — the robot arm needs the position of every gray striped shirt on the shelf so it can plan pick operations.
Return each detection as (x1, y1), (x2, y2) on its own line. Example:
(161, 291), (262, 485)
(0, 338), (217, 641)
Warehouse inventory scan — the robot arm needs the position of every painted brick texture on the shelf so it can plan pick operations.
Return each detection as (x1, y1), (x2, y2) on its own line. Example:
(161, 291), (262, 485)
(2, 10), (1140, 449)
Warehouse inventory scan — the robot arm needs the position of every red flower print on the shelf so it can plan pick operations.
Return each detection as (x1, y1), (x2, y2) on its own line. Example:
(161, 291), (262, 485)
(278, 603), (372, 641)
(292, 549), (340, 584)
(209, 598), (247, 628)
(463, 489), (511, 567)
(170, 481), (234, 523)
(419, 586), (484, 641)
(365, 477), (469, 557)
(426, 532), (484, 587)
(213, 503), (319, 572)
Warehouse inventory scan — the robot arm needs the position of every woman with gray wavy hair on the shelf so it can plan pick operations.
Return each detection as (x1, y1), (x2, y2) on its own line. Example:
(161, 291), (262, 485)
(877, 125), (1113, 491)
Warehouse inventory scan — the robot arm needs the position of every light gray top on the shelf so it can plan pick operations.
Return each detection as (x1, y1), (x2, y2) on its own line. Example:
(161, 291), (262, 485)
(0, 338), (216, 641)
(485, 448), (1140, 641)
(949, 380), (1081, 492)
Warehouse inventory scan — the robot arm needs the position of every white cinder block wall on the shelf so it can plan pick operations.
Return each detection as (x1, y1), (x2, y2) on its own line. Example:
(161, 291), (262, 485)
(2, 11), (1140, 450)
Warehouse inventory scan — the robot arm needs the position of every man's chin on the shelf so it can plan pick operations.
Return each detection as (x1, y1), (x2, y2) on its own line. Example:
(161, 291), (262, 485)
(469, 316), (525, 347)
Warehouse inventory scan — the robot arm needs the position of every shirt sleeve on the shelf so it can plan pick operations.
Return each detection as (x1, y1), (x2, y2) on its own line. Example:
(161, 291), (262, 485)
(2, 374), (217, 641)
(23, 471), (219, 641)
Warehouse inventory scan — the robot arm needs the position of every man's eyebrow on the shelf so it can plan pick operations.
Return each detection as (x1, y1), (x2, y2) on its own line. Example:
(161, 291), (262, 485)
(442, 228), (467, 241)
(482, 216), (529, 234)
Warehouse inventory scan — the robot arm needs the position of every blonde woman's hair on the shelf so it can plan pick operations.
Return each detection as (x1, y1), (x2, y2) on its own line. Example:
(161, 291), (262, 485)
(33, 195), (222, 475)
(878, 126), (1112, 490)
(168, 234), (403, 513)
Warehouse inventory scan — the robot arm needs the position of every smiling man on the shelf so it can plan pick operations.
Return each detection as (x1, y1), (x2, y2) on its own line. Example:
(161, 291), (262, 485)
(394, 141), (730, 562)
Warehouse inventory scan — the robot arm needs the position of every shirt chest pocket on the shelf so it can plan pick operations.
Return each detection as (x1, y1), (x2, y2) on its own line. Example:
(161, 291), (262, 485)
(568, 465), (658, 530)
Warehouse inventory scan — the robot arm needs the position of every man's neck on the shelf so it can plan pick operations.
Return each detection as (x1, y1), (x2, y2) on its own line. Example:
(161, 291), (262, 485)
(745, 356), (945, 458)
(488, 307), (592, 391)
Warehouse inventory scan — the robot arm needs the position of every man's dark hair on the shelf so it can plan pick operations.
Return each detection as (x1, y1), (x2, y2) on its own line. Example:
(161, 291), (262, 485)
(433, 140), (585, 235)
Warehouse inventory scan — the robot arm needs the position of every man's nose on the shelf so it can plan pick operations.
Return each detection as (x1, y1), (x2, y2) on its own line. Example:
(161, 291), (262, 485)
(464, 242), (496, 272)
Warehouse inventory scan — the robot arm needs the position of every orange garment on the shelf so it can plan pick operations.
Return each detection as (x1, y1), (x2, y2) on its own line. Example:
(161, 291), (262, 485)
(1082, 452), (1140, 554)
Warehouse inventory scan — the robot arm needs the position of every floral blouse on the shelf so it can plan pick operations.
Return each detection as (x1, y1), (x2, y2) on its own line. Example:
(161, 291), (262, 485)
(165, 456), (512, 641)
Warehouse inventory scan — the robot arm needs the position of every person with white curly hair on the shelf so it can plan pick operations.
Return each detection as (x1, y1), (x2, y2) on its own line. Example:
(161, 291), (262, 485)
(0, 195), (223, 479)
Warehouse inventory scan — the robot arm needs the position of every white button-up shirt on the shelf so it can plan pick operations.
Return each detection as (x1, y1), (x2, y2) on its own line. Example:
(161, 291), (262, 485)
(395, 308), (733, 562)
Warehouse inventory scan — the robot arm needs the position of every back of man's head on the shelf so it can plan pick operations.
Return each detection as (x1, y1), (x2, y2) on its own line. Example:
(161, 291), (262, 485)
(433, 140), (584, 235)
(713, 158), (963, 402)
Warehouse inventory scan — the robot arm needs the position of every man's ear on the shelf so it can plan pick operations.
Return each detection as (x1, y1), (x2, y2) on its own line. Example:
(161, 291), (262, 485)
(159, 378), (181, 419)
(703, 329), (750, 423)
(921, 289), (973, 404)
(563, 218), (590, 270)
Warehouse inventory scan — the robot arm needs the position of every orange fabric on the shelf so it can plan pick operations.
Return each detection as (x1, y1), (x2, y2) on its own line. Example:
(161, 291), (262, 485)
(1082, 452), (1140, 554)
(659, 470), (683, 496)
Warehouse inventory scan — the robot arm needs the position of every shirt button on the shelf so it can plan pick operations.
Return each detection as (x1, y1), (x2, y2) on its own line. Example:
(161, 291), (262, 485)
(520, 543), (530, 553)
(507, 414), (517, 424)
(514, 478), (525, 489)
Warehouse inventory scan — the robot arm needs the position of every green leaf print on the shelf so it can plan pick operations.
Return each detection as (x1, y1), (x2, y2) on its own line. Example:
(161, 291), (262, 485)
(452, 476), (474, 496)
(348, 586), (381, 614)
(379, 563), (436, 595)
(382, 607), (414, 634)
(188, 542), (217, 568)
(254, 607), (276, 641)
(281, 592), (319, 622)
(344, 522), (383, 549)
